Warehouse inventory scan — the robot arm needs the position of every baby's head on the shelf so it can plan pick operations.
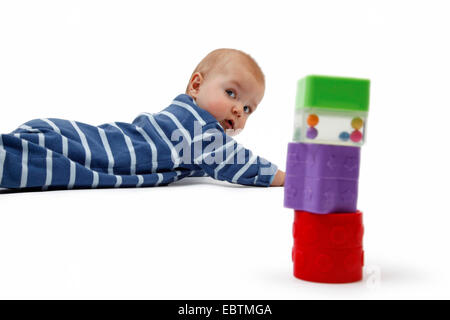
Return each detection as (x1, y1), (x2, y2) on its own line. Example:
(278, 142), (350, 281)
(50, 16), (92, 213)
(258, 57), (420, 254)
(186, 48), (265, 135)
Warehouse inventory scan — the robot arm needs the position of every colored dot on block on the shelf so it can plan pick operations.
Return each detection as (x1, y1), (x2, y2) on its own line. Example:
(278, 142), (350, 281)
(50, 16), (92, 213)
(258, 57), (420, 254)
(307, 127), (318, 139)
(307, 114), (319, 127)
(350, 130), (362, 142)
(351, 117), (364, 130)
(339, 132), (350, 141)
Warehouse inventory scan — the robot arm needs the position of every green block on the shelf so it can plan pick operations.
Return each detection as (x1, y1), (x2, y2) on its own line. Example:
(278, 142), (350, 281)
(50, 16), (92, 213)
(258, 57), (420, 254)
(296, 75), (370, 112)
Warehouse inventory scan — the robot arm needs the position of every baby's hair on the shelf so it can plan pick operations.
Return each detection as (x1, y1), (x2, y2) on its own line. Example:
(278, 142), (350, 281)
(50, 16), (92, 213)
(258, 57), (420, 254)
(185, 48), (265, 93)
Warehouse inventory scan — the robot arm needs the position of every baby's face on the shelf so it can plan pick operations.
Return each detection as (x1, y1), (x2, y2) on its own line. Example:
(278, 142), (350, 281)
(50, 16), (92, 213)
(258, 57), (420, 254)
(189, 59), (265, 135)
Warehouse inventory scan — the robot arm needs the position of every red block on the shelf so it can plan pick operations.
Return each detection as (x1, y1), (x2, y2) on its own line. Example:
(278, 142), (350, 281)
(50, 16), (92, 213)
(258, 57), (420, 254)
(292, 210), (364, 283)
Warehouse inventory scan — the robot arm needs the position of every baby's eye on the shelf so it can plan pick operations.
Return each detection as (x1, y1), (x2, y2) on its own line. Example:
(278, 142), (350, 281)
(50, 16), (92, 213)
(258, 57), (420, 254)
(226, 89), (236, 98)
(243, 106), (251, 114)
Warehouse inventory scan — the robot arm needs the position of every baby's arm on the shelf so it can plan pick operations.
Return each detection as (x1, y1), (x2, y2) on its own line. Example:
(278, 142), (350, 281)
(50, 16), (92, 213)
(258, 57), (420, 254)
(192, 124), (280, 187)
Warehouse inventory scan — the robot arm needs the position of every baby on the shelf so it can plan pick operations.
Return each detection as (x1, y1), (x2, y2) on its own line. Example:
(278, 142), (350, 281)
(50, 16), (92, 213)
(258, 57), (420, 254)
(0, 48), (285, 190)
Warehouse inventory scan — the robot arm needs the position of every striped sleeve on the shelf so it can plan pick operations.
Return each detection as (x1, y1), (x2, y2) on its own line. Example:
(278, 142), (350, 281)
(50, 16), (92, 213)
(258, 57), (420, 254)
(192, 123), (278, 187)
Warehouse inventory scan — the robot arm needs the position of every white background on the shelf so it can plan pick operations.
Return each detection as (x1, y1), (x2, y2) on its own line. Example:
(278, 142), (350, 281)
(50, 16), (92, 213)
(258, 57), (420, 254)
(0, 0), (449, 299)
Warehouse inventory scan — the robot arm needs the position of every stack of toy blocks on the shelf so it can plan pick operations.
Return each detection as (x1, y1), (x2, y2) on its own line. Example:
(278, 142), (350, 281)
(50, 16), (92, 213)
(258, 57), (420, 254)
(285, 75), (370, 283)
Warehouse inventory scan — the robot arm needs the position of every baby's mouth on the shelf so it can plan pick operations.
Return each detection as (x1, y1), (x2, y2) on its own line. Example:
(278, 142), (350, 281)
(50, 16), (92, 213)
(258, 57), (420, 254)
(224, 119), (234, 130)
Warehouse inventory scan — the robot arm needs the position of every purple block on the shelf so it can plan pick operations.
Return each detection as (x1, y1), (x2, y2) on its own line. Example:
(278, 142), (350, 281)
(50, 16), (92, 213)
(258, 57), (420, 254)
(284, 142), (361, 213)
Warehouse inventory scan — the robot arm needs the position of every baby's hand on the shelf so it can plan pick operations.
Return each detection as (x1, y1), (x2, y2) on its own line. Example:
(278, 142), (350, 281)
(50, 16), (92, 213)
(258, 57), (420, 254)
(270, 170), (285, 187)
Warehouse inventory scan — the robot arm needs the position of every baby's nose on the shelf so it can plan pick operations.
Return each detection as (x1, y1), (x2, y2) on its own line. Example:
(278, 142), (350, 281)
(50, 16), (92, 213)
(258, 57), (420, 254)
(232, 106), (242, 117)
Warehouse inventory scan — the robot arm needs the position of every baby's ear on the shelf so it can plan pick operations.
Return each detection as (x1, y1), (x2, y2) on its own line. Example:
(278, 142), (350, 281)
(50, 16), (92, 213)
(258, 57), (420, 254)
(188, 72), (204, 98)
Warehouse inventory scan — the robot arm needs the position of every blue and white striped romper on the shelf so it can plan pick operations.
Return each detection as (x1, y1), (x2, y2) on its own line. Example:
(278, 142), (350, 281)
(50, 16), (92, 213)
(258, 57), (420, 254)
(0, 94), (278, 191)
